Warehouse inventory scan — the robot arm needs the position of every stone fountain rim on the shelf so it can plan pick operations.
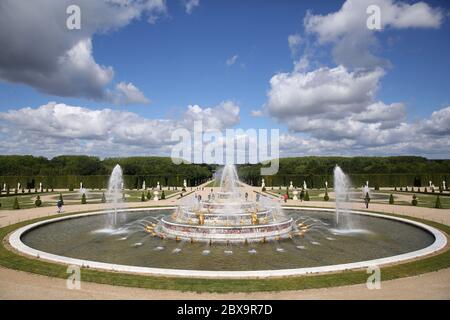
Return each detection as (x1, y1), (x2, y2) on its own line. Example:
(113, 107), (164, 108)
(9, 207), (447, 279)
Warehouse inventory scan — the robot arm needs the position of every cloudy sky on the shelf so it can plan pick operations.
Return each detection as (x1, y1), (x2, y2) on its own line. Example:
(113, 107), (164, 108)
(0, 0), (449, 160)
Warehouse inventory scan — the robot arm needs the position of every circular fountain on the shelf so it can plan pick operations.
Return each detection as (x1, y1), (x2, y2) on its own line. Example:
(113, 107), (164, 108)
(7, 164), (447, 278)
(154, 165), (293, 243)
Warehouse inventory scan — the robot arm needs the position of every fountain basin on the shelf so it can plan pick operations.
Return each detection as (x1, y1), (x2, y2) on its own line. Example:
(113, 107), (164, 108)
(156, 216), (293, 243)
(9, 207), (446, 278)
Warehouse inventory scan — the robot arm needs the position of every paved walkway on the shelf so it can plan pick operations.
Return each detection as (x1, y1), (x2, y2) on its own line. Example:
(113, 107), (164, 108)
(1, 184), (450, 299)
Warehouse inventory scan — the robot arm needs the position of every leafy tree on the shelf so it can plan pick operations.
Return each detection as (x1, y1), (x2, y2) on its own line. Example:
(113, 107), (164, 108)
(59, 193), (64, 205)
(81, 193), (87, 204)
(13, 197), (20, 209)
(101, 192), (106, 203)
(411, 194), (418, 206)
(389, 194), (394, 204)
(35, 195), (42, 207)
(435, 196), (442, 209)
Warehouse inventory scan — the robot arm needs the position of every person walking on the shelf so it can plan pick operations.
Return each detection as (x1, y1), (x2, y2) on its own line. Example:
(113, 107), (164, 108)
(56, 199), (63, 213)
(364, 192), (370, 208)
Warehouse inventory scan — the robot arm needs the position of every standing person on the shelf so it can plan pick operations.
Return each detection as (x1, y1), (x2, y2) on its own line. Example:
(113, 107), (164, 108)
(283, 193), (288, 203)
(245, 192), (248, 201)
(56, 199), (63, 213)
(364, 192), (370, 209)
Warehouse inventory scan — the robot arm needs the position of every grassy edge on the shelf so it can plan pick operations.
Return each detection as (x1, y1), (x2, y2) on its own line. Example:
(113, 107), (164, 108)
(0, 209), (449, 293)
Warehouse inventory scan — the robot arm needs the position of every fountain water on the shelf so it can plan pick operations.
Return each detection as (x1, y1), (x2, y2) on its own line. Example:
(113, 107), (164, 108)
(154, 164), (293, 243)
(362, 181), (370, 199)
(333, 165), (351, 228)
(106, 164), (124, 226)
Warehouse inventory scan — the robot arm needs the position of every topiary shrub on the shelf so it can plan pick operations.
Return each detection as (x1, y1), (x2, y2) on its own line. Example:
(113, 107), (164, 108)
(324, 190), (329, 201)
(394, 186), (397, 191)
(424, 187), (428, 193)
(285, 187), (290, 200)
(389, 194), (394, 204)
(141, 192), (146, 202)
(411, 194), (418, 206)
(101, 192), (106, 203)
(81, 193), (87, 204)
(262, 186), (266, 192)
(435, 195), (442, 209)
(35, 195), (42, 207)
(59, 193), (64, 205)
(374, 184), (379, 191)
(304, 191), (310, 201)
(13, 197), (20, 210)
(146, 191), (151, 200)
(161, 190), (166, 200)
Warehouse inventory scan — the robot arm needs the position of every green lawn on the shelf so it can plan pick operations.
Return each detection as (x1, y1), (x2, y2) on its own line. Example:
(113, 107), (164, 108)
(1, 210), (449, 293)
(377, 190), (450, 209)
(0, 193), (55, 210)
(0, 189), (181, 210)
(264, 188), (325, 201)
(124, 189), (178, 202)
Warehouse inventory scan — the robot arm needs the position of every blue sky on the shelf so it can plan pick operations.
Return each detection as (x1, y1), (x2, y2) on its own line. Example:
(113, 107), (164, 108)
(0, 0), (449, 159)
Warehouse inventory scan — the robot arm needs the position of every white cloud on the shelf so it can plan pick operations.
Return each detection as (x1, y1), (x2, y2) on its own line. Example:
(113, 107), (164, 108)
(226, 55), (239, 66)
(304, 0), (443, 69)
(184, 0), (200, 15)
(288, 34), (302, 55)
(267, 65), (384, 120)
(184, 101), (240, 131)
(0, 0), (165, 101)
(0, 100), (241, 157)
(352, 102), (406, 128)
(251, 110), (263, 117)
(420, 106), (450, 136)
(110, 82), (150, 105)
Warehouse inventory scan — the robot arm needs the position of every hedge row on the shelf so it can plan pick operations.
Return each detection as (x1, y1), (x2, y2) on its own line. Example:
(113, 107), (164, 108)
(243, 173), (449, 188)
(0, 175), (209, 190)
